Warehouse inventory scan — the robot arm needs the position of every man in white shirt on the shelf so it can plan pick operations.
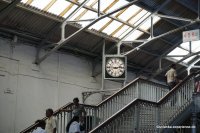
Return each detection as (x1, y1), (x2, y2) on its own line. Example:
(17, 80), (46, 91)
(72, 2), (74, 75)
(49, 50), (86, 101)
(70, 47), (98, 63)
(32, 120), (47, 133)
(165, 64), (177, 90)
(45, 108), (56, 133)
(67, 116), (81, 133)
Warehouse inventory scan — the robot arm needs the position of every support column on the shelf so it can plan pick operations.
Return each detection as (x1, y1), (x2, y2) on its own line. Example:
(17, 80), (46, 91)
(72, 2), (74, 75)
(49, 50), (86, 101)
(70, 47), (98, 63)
(101, 40), (105, 90)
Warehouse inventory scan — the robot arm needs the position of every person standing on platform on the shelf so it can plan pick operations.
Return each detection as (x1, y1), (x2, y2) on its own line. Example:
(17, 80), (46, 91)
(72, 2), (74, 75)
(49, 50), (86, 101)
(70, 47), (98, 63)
(45, 108), (56, 133)
(32, 120), (47, 133)
(165, 64), (177, 90)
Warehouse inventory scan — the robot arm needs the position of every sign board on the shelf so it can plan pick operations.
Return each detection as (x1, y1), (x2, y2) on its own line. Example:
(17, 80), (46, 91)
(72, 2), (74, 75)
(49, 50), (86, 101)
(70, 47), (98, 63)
(183, 29), (200, 42)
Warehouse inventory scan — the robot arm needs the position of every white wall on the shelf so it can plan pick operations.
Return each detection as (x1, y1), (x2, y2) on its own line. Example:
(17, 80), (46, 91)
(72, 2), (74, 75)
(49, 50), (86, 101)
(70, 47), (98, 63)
(0, 38), (137, 133)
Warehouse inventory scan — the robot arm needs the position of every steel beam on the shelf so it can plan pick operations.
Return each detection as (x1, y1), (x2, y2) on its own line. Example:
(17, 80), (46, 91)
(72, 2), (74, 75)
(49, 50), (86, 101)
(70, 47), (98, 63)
(35, 0), (90, 62)
(124, 20), (199, 56)
(116, 0), (171, 55)
(35, 0), (139, 64)
(137, 40), (182, 75)
(150, 51), (200, 79)
(156, 13), (195, 22)
(61, 0), (90, 40)
(65, 0), (148, 35)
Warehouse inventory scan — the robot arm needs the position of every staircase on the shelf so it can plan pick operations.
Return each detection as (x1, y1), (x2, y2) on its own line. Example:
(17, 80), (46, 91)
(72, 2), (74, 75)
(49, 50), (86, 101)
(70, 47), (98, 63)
(20, 78), (168, 133)
(89, 72), (200, 133)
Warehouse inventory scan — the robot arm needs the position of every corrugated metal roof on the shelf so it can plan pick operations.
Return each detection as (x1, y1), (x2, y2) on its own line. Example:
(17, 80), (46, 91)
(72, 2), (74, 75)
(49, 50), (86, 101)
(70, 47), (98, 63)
(0, 0), (199, 79)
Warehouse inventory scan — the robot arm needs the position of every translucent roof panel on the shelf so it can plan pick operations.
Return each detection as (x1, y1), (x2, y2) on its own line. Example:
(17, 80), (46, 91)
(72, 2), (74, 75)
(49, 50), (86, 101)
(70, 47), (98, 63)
(69, 8), (85, 20)
(129, 10), (148, 25)
(77, 11), (97, 27)
(77, 10), (97, 20)
(134, 12), (151, 26)
(108, 0), (129, 13)
(48, 0), (71, 15)
(102, 20), (122, 35)
(124, 30), (143, 41)
(117, 5), (141, 21)
(183, 55), (196, 63)
(86, 0), (98, 6)
(167, 40), (200, 64)
(191, 40), (200, 52)
(93, 0), (115, 13)
(118, 27), (133, 39)
(89, 17), (111, 30)
(20, 0), (161, 41)
(139, 16), (161, 31)
(63, 5), (79, 18)
(180, 42), (190, 50)
(168, 47), (189, 56)
(30, 0), (52, 10)
(113, 25), (130, 38)
(21, 0), (28, 3)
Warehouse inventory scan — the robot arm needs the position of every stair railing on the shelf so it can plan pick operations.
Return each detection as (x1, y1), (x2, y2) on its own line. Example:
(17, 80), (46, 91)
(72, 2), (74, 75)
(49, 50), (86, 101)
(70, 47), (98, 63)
(20, 78), (168, 133)
(95, 78), (168, 125)
(89, 72), (197, 133)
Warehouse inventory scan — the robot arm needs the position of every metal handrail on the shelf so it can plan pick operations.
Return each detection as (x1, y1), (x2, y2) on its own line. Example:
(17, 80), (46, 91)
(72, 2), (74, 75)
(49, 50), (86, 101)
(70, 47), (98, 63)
(89, 72), (198, 133)
(20, 77), (168, 133)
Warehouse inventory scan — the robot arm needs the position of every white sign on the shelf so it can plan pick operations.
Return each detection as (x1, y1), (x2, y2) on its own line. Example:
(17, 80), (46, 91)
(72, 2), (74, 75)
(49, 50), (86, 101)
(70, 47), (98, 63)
(182, 29), (200, 42)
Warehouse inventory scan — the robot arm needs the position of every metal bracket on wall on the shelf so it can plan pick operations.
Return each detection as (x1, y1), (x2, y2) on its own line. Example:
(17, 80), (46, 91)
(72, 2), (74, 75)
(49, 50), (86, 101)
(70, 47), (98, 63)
(82, 89), (119, 103)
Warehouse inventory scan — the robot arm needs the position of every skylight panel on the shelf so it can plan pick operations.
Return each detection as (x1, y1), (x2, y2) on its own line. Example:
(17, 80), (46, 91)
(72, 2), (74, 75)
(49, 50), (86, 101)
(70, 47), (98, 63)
(63, 5), (78, 18)
(21, 0), (28, 3)
(183, 55), (196, 63)
(77, 11), (97, 27)
(113, 25), (130, 38)
(134, 12), (151, 26)
(30, 0), (52, 10)
(78, 10), (97, 20)
(180, 42), (190, 50)
(180, 40), (200, 52)
(168, 47), (189, 56)
(69, 8), (85, 20)
(93, 0), (115, 13)
(89, 17), (111, 30)
(86, 0), (98, 6)
(123, 30), (143, 41)
(129, 10), (148, 25)
(47, 0), (71, 15)
(117, 5), (141, 21)
(191, 40), (200, 52)
(102, 20), (122, 35)
(118, 27), (132, 39)
(139, 16), (160, 31)
(108, 0), (128, 13)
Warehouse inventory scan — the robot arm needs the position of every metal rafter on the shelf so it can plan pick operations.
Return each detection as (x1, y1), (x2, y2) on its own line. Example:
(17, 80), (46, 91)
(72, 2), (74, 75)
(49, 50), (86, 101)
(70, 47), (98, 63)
(61, 0), (90, 41)
(156, 13), (195, 22)
(150, 50), (200, 79)
(123, 20), (199, 56)
(59, 0), (78, 17)
(74, 0), (98, 21)
(35, 0), (140, 64)
(65, 0), (148, 36)
(110, 9), (143, 36)
(99, 8), (127, 32)
(36, 0), (90, 62)
(116, 0), (171, 55)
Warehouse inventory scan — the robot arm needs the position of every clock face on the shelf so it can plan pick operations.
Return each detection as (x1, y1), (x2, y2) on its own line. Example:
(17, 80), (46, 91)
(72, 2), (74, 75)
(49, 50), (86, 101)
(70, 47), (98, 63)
(106, 57), (125, 77)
